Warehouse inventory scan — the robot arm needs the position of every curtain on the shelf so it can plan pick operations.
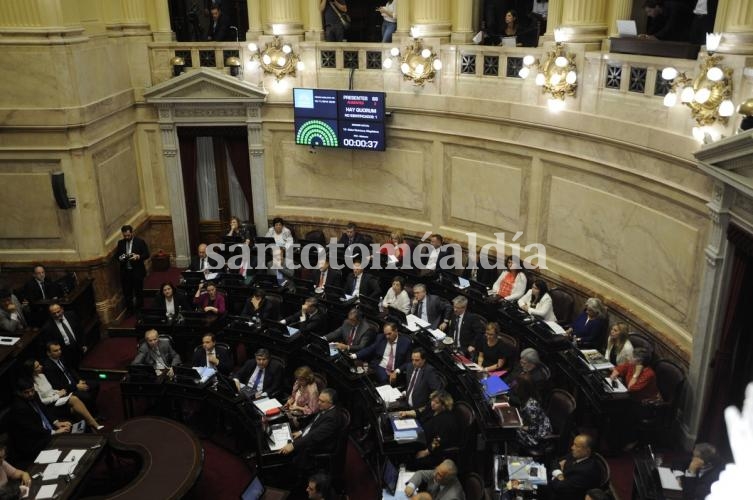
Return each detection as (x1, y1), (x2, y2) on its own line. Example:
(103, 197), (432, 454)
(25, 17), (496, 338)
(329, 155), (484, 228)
(225, 148), (249, 221)
(225, 136), (253, 223)
(178, 133), (199, 251)
(196, 137), (219, 220)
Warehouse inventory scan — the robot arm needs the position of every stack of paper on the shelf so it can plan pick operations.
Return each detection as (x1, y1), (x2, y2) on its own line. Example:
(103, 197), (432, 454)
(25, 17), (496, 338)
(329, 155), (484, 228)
(429, 329), (446, 341)
(193, 366), (216, 383)
(657, 466), (682, 490)
(545, 321), (567, 335)
(404, 314), (429, 332)
(393, 429), (419, 442)
(253, 397), (282, 413)
(376, 385), (403, 404)
(582, 349), (614, 370)
(391, 418), (419, 431)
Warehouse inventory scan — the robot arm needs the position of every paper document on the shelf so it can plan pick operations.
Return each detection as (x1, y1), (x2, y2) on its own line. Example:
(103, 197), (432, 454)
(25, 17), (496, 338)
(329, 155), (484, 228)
(545, 321), (567, 335)
(35, 485), (57, 499)
(34, 449), (62, 464)
(604, 377), (628, 393)
(286, 326), (300, 336)
(71, 420), (86, 434)
(253, 397), (282, 413)
(193, 366), (216, 383)
(388, 255), (399, 264)
(63, 449), (88, 464)
(457, 277), (470, 289)
(392, 418), (418, 431)
(268, 423), (292, 451)
(404, 314), (429, 332)
(430, 329), (446, 341)
(54, 394), (72, 407)
(0, 336), (20, 346)
(42, 462), (75, 481)
(658, 467), (682, 490)
(393, 429), (418, 442)
(376, 385), (403, 404)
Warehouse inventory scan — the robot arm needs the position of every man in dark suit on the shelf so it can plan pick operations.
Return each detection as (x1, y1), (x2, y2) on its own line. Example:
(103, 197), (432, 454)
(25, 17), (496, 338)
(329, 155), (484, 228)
(311, 258), (342, 291)
(356, 322), (412, 384)
(206, 4), (232, 41)
(41, 303), (86, 368)
(43, 341), (99, 409)
(681, 442), (721, 500)
(390, 348), (442, 411)
(338, 222), (368, 252)
(343, 260), (380, 299)
(410, 284), (452, 330)
(233, 348), (283, 398)
(9, 379), (72, 461)
(22, 264), (63, 326)
(325, 307), (376, 353)
(448, 295), (486, 354)
(404, 459), (464, 500)
(280, 388), (343, 471)
(420, 234), (459, 275)
(283, 297), (326, 335)
(191, 333), (233, 375)
(241, 289), (281, 321)
(551, 434), (602, 500)
(188, 243), (213, 272)
(115, 224), (149, 312)
(132, 329), (182, 376)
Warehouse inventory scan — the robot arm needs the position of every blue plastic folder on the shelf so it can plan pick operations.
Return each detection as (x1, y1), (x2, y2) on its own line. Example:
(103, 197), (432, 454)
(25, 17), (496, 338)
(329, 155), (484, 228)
(481, 375), (510, 399)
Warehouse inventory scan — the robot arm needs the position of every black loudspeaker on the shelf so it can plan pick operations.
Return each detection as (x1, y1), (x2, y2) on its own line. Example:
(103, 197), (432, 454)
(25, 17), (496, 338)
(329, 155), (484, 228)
(51, 172), (75, 209)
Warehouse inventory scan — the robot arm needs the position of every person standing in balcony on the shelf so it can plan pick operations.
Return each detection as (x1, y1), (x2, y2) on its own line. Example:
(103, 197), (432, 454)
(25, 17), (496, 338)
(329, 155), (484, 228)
(320, 0), (349, 42)
(377, 1), (397, 43)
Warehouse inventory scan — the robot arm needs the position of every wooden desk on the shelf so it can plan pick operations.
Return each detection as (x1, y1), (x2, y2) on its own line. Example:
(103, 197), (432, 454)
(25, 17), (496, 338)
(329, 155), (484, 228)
(26, 434), (107, 500)
(609, 37), (701, 60)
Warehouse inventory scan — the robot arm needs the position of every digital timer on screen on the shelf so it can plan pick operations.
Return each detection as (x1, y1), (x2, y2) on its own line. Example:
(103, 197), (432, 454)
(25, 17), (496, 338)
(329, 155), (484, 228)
(293, 88), (386, 151)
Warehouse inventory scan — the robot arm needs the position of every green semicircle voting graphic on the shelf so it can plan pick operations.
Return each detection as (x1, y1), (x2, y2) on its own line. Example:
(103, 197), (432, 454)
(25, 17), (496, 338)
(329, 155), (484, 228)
(296, 120), (339, 147)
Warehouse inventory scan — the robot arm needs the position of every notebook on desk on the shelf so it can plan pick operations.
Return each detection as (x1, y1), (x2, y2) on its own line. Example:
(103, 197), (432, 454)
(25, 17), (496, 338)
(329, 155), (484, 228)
(481, 375), (510, 399)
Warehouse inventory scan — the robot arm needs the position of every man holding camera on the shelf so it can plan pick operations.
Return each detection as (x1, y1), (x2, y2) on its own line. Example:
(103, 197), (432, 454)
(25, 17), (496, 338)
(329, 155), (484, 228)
(115, 225), (149, 313)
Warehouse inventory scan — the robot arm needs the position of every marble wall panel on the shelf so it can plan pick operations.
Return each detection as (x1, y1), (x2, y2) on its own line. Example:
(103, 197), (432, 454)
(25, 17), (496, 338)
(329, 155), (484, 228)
(0, 172), (62, 239)
(94, 139), (142, 235)
(545, 175), (701, 317)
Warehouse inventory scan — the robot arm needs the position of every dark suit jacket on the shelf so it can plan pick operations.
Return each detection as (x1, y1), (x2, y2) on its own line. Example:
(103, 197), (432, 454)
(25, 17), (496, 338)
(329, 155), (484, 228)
(647, 1), (693, 41)
(569, 311), (608, 348)
(192, 345), (233, 375)
(22, 278), (63, 303)
(448, 311), (486, 352)
(189, 254), (222, 272)
(115, 236), (149, 278)
(41, 312), (85, 365)
(207, 13), (232, 41)
(294, 406), (342, 455)
(338, 232), (369, 249)
(234, 358), (283, 397)
(681, 464), (721, 500)
(401, 363), (442, 410)
(311, 268), (342, 289)
(357, 334), (412, 371)
(284, 307), (326, 335)
(42, 356), (82, 394)
(241, 296), (281, 321)
(410, 294), (452, 329)
(551, 454), (602, 500)
(132, 339), (182, 368)
(343, 272), (380, 299)
(153, 291), (193, 313)
(9, 395), (55, 461)
(325, 319), (376, 353)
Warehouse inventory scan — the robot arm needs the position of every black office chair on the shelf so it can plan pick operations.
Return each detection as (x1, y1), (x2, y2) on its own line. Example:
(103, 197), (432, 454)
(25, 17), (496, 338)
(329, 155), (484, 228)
(628, 332), (655, 364)
(638, 359), (686, 445)
(549, 288), (575, 325)
(497, 333), (519, 367)
(593, 452), (611, 489)
(524, 389), (577, 464)
(443, 401), (476, 472)
(462, 472), (489, 500)
(304, 229), (327, 247)
(313, 372), (327, 392)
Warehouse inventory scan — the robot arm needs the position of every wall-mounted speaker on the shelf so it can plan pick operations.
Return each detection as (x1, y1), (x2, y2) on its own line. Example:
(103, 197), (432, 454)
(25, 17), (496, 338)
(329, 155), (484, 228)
(51, 172), (76, 209)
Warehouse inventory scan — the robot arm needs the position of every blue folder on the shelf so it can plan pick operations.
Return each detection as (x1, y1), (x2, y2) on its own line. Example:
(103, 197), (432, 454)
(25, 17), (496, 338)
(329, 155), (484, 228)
(481, 376), (510, 398)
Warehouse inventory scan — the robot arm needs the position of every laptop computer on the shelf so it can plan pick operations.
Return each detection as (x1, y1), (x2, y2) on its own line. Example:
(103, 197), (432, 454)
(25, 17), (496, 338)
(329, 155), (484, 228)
(616, 19), (637, 37)
(240, 476), (265, 500)
(382, 459), (400, 496)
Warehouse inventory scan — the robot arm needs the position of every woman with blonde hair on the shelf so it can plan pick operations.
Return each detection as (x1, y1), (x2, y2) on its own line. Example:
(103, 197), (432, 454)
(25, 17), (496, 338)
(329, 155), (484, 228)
(285, 365), (320, 416)
(604, 322), (634, 365)
(380, 230), (409, 264)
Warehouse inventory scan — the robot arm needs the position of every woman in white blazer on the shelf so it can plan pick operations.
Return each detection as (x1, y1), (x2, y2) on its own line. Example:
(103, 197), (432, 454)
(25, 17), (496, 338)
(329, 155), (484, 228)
(517, 279), (557, 322)
(603, 322), (635, 365)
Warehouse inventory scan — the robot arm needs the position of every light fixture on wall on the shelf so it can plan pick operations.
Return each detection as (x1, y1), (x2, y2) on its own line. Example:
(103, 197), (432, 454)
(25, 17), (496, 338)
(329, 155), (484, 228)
(247, 36), (304, 81)
(382, 38), (442, 86)
(170, 56), (185, 77)
(661, 33), (734, 141)
(519, 29), (577, 111)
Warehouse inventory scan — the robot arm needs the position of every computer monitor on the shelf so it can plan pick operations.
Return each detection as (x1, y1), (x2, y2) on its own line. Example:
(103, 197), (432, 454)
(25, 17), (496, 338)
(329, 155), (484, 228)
(382, 459), (399, 495)
(240, 477), (265, 500)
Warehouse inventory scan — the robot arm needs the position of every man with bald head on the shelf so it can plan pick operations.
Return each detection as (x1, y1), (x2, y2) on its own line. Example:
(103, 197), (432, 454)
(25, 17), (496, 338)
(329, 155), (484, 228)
(404, 459), (465, 499)
(190, 243), (210, 272)
(551, 434), (602, 500)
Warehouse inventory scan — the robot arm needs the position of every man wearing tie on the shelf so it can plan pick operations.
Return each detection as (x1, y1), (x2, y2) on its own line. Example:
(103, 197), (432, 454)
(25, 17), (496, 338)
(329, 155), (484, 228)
(191, 333), (232, 375)
(282, 297), (326, 335)
(343, 259), (380, 299)
(132, 329), (182, 377)
(447, 295), (486, 355)
(189, 243), (211, 272)
(325, 307), (376, 353)
(337, 222), (368, 254)
(356, 322), (412, 384)
(22, 264), (63, 326)
(42, 341), (99, 411)
(233, 348), (283, 398)
(311, 257), (342, 291)
(390, 348), (442, 411)
(41, 303), (87, 369)
(115, 225), (149, 313)
(10, 379), (72, 461)
(0, 289), (28, 333)
(410, 284), (452, 330)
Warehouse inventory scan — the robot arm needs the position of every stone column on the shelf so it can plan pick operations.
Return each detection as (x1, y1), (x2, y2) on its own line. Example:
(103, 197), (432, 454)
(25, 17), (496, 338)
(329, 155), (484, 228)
(716, 0), (753, 54)
(560, 0), (607, 43)
(304, 0), (322, 41)
(451, 0), (473, 43)
(0, 0), (86, 41)
(150, 0), (174, 42)
(265, 0), (303, 36)
(544, 0), (564, 38)
(412, 0), (451, 39)
(605, 0), (632, 38)
(395, 0), (411, 37)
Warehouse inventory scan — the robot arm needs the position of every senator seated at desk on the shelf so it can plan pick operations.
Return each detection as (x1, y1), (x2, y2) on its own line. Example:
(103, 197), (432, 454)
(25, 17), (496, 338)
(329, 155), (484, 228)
(153, 281), (191, 316)
(343, 259), (380, 299)
(390, 348), (442, 411)
(233, 348), (283, 399)
(22, 264), (63, 327)
(381, 276), (410, 314)
(192, 333), (232, 375)
(517, 279), (557, 322)
(399, 390), (459, 471)
(404, 459), (465, 500)
(0, 289), (28, 333)
(355, 322), (412, 384)
(476, 322), (513, 373)
(311, 257), (343, 291)
(241, 289), (280, 321)
(410, 284), (452, 331)
(448, 295), (486, 355)
(551, 434), (602, 500)
(132, 329), (182, 376)
(282, 297), (325, 335)
(41, 303), (86, 368)
(42, 341), (98, 411)
(681, 442), (721, 500)
(324, 306), (376, 353)
(284, 366), (320, 417)
(565, 297), (608, 349)
(490, 255), (527, 302)
(193, 281), (226, 315)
